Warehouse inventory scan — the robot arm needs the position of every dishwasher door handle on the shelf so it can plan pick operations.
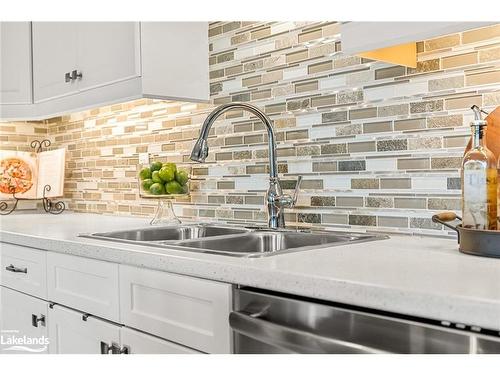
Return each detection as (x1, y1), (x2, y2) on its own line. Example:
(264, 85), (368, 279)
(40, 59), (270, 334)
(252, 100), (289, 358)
(229, 311), (388, 354)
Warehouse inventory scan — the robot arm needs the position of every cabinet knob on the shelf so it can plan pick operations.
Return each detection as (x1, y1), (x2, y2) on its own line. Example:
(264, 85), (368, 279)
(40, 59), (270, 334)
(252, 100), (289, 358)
(71, 70), (83, 80)
(100, 341), (114, 354)
(31, 314), (46, 328)
(65, 72), (72, 82)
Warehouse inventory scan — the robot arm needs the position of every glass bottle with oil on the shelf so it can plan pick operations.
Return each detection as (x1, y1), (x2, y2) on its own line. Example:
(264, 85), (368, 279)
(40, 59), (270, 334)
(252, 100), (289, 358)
(462, 114), (497, 230)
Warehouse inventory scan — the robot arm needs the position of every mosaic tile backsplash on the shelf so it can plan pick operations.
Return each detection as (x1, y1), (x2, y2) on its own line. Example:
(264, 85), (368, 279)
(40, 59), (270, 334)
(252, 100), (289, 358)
(2, 22), (500, 236)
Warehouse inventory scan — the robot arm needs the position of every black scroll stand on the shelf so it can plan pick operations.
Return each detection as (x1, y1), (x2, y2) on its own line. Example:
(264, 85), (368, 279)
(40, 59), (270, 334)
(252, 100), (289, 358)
(0, 139), (65, 215)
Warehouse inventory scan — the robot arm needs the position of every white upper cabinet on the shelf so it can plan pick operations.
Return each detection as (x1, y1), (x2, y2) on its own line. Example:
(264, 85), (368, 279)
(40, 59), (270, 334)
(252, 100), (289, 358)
(76, 22), (140, 92)
(0, 22), (32, 105)
(1, 21), (209, 120)
(32, 22), (79, 102)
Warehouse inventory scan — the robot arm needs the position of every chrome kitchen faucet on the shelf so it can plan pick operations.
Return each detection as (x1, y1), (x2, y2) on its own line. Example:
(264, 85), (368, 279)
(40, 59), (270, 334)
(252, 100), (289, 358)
(190, 102), (301, 229)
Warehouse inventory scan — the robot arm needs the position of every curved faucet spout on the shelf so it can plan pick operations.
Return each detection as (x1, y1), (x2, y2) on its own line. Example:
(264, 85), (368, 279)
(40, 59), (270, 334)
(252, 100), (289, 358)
(190, 102), (279, 179)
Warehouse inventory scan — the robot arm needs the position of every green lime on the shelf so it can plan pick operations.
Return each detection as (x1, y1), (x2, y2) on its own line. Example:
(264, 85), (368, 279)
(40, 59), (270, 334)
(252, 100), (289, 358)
(163, 162), (177, 172)
(150, 161), (163, 172)
(151, 170), (162, 183)
(141, 178), (154, 191)
(159, 166), (175, 182)
(139, 167), (151, 180)
(166, 181), (183, 194)
(175, 170), (189, 186)
(149, 182), (165, 195)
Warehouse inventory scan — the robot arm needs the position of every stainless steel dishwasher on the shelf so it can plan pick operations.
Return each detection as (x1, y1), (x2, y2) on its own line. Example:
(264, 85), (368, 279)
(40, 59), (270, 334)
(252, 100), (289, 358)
(230, 288), (500, 354)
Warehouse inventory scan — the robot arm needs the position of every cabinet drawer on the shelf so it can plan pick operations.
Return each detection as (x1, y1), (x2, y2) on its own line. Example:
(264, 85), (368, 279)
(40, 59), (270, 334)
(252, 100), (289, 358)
(1, 243), (47, 299)
(121, 327), (201, 354)
(119, 265), (232, 353)
(47, 252), (119, 322)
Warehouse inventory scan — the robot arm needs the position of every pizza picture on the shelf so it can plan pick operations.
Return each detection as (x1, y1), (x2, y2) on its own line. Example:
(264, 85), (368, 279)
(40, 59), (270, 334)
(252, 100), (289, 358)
(0, 157), (34, 194)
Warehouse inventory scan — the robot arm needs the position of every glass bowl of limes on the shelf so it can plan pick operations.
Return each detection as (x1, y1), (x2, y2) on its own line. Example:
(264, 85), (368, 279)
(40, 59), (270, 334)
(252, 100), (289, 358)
(138, 161), (190, 198)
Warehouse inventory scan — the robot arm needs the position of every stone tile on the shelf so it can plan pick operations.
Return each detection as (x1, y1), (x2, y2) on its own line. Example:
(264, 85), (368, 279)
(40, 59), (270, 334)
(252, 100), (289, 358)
(242, 75), (262, 86)
(462, 24), (500, 44)
(245, 196), (264, 205)
(380, 178), (412, 189)
(301, 180), (324, 189)
(297, 145), (321, 156)
(348, 141), (376, 153)
(378, 104), (409, 117)
(447, 177), (461, 190)
(308, 61), (333, 74)
(444, 135), (469, 148)
(442, 52), (478, 69)
(286, 129), (309, 140)
(311, 94), (337, 107)
(322, 214), (348, 224)
(226, 195), (244, 204)
(410, 100), (444, 113)
(234, 210), (253, 220)
(427, 114), (463, 128)
(337, 197), (364, 207)
(338, 160), (366, 171)
(298, 213), (321, 224)
(484, 92), (500, 106)
(312, 161), (337, 172)
(408, 137), (442, 150)
(431, 157), (462, 169)
(322, 111), (348, 123)
(424, 34), (460, 51)
(377, 139), (408, 152)
(428, 198), (460, 211)
(428, 76), (464, 91)
(410, 217), (442, 230)
(217, 181), (235, 189)
(394, 118), (426, 131)
(397, 158), (430, 170)
(208, 196), (225, 204)
(295, 81), (318, 93)
(445, 95), (482, 110)
(365, 197), (393, 208)
(394, 197), (427, 209)
(336, 124), (362, 136)
(479, 46), (500, 63)
(351, 178), (379, 189)
(321, 143), (347, 155)
(338, 90), (363, 104)
(311, 196), (336, 206)
(286, 50), (309, 63)
(287, 98), (311, 111)
(466, 70), (500, 86)
(412, 59), (440, 73)
(375, 66), (406, 80)
(334, 56), (361, 68)
(378, 216), (408, 228)
(251, 26), (271, 40)
(349, 215), (376, 226)
(363, 121), (393, 133)
(308, 43), (337, 58)
(298, 28), (322, 43)
(349, 107), (377, 120)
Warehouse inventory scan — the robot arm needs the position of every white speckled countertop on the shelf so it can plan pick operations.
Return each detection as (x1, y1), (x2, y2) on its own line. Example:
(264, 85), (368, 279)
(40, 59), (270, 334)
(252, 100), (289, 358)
(1, 211), (500, 331)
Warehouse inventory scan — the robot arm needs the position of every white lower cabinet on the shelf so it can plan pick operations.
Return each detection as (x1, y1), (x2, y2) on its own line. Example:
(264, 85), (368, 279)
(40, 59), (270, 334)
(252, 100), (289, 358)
(0, 287), (48, 354)
(48, 304), (120, 354)
(120, 265), (232, 353)
(47, 304), (200, 354)
(1, 247), (231, 354)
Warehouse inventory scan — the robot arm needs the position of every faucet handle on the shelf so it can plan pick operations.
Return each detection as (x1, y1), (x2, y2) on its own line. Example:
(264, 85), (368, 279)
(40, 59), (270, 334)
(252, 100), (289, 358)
(291, 175), (303, 207)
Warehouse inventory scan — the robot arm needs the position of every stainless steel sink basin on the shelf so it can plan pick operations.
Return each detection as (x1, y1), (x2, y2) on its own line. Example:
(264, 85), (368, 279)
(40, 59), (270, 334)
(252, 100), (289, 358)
(81, 224), (250, 243)
(80, 224), (387, 257)
(176, 230), (385, 257)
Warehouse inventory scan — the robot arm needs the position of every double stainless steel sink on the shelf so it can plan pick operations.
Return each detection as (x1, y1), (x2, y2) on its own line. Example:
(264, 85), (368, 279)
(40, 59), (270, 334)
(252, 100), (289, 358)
(81, 224), (387, 257)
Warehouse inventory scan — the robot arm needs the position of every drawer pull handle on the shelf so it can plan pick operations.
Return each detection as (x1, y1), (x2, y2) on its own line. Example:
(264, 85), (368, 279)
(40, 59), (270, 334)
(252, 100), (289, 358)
(32, 314), (46, 328)
(100, 341), (114, 354)
(5, 264), (27, 273)
(112, 343), (129, 354)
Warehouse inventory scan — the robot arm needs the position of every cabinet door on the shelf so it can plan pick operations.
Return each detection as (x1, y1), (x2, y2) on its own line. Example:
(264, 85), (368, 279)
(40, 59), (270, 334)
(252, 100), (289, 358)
(120, 265), (232, 353)
(0, 287), (48, 354)
(121, 327), (200, 354)
(76, 22), (140, 92)
(0, 22), (32, 104)
(32, 22), (78, 102)
(48, 304), (120, 354)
